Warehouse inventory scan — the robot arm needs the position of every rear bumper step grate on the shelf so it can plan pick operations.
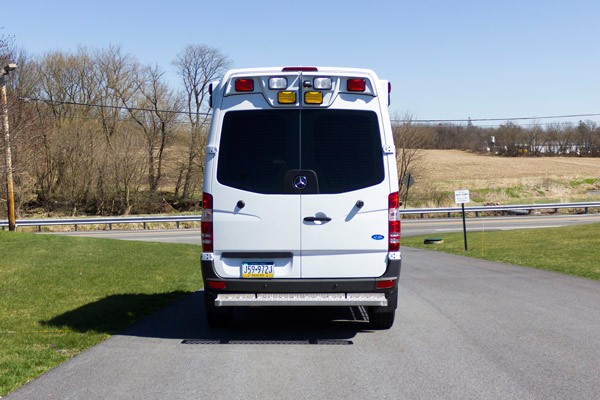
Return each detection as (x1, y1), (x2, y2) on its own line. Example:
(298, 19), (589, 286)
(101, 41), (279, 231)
(214, 292), (387, 307)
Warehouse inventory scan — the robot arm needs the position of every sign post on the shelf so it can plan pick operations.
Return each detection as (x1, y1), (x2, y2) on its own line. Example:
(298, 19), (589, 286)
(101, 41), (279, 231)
(454, 190), (470, 251)
(402, 173), (415, 208)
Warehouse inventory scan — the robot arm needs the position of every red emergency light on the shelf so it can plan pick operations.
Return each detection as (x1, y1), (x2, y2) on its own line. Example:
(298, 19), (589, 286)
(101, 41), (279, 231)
(235, 79), (254, 92)
(347, 78), (366, 92)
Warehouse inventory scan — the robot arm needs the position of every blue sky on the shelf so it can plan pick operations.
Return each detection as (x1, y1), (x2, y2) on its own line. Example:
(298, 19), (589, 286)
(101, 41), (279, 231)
(3, 0), (599, 126)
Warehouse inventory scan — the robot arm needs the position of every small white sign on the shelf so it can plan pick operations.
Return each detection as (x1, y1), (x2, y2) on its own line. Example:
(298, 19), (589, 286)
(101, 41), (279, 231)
(454, 189), (471, 204)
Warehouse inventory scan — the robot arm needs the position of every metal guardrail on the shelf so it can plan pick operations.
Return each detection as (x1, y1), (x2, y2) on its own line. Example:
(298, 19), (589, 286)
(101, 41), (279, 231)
(398, 202), (600, 218)
(1, 202), (600, 231)
(0, 215), (202, 231)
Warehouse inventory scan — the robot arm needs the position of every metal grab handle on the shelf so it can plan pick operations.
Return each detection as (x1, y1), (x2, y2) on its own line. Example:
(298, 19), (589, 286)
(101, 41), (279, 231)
(303, 216), (332, 222)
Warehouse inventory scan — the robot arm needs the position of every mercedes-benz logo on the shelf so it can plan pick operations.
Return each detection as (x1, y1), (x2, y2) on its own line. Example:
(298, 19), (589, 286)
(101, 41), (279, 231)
(293, 175), (308, 190)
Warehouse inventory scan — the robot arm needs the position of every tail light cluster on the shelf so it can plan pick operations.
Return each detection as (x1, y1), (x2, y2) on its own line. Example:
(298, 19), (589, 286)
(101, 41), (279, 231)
(201, 193), (213, 253)
(388, 192), (401, 252)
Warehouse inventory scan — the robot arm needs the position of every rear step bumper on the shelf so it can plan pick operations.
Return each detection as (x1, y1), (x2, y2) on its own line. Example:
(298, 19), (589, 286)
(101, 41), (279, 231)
(215, 292), (387, 307)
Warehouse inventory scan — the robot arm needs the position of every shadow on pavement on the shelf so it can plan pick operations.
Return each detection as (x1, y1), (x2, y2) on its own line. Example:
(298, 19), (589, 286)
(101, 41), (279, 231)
(41, 291), (191, 335)
(43, 291), (370, 343)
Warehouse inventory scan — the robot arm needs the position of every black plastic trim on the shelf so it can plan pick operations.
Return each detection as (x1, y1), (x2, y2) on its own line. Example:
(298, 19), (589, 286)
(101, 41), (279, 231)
(221, 252), (293, 259)
(201, 258), (401, 293)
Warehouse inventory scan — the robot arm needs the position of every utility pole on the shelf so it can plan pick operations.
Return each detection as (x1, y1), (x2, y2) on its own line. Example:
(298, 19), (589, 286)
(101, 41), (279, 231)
(1, 63), (17, 231)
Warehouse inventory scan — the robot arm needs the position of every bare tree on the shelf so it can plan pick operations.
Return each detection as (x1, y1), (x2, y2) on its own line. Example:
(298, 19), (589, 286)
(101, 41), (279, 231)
(523, 122), (543, 156)
(495, 122), (525, 156)
(95, 46), (137, 143)
(91, 46), (150, 213)
(577, 120), (599, 156)
(120, 64), (180, 194)
(172, 44), (231, 199)
(393, 114), (428, 205)
(557, 123), (575, 155)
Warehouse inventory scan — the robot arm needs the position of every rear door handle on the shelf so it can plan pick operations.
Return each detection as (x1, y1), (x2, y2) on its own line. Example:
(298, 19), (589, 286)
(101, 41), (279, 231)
(303, 216), (332, 222)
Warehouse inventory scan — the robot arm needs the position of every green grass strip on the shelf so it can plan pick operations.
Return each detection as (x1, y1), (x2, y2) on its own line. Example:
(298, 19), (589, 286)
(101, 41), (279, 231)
(0, 231), (201, 396)
(402, 222), (600, 280)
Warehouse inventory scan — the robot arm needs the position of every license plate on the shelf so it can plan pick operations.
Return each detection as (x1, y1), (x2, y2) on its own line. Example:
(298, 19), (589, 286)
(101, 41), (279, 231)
(242, 262), (274, 278)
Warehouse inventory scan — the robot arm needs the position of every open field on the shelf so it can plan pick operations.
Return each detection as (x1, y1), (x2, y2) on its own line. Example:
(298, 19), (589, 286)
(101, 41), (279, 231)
(420, 150), (600, 180)
(408, 150), (600, 207)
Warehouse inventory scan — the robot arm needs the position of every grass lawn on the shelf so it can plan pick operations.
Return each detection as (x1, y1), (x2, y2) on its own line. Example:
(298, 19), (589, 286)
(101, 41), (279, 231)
(402, 222), (600, 280)
(0, 231), (201, 396)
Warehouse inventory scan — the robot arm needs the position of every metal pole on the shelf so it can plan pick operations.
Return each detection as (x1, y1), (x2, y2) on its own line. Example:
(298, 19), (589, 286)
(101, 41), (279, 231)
(1, 74), (16, 231)
(461, 203), (468, 251)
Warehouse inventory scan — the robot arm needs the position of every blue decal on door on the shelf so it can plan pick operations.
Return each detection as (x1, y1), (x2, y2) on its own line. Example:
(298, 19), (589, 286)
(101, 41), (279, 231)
(371, 234), (385, 240)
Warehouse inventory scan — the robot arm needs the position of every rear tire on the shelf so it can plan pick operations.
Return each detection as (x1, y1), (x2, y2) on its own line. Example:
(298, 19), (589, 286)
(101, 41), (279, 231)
(204, 291), (233, 328)
(368, 310), (395, 330)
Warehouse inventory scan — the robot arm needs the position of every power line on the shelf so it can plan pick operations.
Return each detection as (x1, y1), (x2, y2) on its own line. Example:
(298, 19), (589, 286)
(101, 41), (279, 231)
(399, 113), (600, 124)
(21, 96), (600, 124)
(21, 97), (212, 117)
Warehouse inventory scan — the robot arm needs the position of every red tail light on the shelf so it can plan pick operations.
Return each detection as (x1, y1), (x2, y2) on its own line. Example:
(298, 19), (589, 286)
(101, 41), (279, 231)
(207, 280), (226, 290)
(376, 279), (396, 290)
(201, 193), (214, 253)
(347, 78), (366, 92)
(388, 192), (400, 251)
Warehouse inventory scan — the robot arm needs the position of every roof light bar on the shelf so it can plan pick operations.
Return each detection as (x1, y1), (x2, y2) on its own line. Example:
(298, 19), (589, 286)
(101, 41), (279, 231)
(235, 78), (254, 92)
(269, 77), (288, 90)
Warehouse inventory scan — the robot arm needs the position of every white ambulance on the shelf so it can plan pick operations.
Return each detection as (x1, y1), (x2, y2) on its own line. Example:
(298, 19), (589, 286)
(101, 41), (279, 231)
(201, 66), (401, 329)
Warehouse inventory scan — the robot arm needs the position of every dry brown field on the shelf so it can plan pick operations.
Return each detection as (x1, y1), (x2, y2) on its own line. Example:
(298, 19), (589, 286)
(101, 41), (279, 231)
(408, 150), (600, 206)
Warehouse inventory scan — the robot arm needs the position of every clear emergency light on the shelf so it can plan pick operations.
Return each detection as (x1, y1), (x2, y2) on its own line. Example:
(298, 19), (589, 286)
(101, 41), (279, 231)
(313, 77), (332, 90)
(269, 77), (287, 90)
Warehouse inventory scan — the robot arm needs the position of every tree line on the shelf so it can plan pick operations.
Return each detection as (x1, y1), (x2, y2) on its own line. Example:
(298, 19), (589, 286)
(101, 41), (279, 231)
(1, 35), (230, 216)
(394, 119), (600, 157)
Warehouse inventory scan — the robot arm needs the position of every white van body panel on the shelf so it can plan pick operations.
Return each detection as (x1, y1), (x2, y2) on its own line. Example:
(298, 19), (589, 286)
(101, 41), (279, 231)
(300, 191), (388, 278)
(212, 190), (301, 278)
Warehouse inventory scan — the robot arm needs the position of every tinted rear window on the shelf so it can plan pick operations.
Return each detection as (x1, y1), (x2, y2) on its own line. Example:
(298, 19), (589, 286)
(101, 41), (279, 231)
(217, 109), (384, 194)
(217, 110), (299, 194)
(301, 110), (384, 193)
